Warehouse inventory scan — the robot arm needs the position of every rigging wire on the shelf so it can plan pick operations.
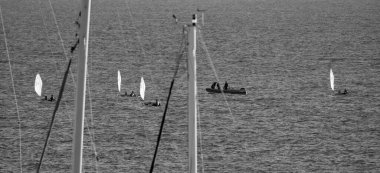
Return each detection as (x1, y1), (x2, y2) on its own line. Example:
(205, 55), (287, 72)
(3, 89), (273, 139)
(197, 105), (205, 173)
(76, 2), (99, 169)
(0, 6), (23, 173)
(149, 24), (187, 173)
(198, 26), (250, 163)
(85, 32), (100, 173)
(115, 7), (138, 90)
(39, 1), (99, 171)
(123, 0), (158, 95)
(197, 27), (235, 124)
(117, 0), (151, 143)
(112, 8), (145, 168)
(121, 0), (156, 167)
(47, 0), (77, 87)
(67, 0), (99, 169)
(36, 59), (72, 173)
(84, 109), (99, 172)
(72, 7), (100, 171)
(36, 0), (72, 121)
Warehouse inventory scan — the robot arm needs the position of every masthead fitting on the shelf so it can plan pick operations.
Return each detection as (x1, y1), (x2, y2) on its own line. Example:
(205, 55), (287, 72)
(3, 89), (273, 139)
(192, 14), (197, 26)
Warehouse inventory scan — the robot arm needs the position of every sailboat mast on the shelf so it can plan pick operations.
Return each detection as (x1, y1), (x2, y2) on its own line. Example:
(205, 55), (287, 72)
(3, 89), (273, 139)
(72, 0), (91, 172)
(188, 14), (197, 173)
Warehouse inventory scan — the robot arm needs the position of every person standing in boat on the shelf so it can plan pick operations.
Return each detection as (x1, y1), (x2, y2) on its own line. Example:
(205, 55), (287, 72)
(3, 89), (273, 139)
(223, 81), (228, 90)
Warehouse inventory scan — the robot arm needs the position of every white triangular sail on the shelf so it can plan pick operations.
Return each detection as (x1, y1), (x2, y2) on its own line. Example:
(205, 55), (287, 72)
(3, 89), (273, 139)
(35, 73), (42, 96)
(117, 70), (121, 92)
(330, 68), (334, 91)
(140, 77), (145, 100)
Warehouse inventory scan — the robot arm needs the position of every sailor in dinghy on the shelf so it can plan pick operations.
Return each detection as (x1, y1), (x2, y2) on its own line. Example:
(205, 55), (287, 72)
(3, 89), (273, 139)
(129, 91), (136, 97)
(48, 95), (56, 101)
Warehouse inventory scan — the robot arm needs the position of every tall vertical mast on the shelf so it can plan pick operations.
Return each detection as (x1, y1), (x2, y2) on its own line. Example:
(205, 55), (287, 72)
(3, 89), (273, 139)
(188, 14), (197, 173)
(72, 0), (91, 173)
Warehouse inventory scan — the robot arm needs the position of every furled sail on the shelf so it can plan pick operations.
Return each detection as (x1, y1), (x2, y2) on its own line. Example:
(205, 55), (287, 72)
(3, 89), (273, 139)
(140, 77), (145, 100)
(35, 73), (42, 96)
(118, 70), (121, 92)
(330, 68), (334, 91)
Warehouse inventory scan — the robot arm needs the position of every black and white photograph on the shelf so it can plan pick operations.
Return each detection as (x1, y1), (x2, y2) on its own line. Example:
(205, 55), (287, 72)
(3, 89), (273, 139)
(0, 0), (379, 172)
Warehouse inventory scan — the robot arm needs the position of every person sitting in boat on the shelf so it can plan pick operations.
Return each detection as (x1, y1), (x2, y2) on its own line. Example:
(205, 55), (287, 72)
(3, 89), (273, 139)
(216, 82), (221, 90)
(223, 81), (228, 90)
(337, 89), (348, 95)
(130, 91), (136, 97)
(48, 95), (55, 101)
(152, 99), (161, 106)
(343, 89), (348, 94)
(44, 95), (48, 100)
(211, 82), (217, 89)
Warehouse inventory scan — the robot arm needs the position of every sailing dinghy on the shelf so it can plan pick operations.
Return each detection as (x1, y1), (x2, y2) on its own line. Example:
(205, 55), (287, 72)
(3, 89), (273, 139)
(330, 68), (349, 95)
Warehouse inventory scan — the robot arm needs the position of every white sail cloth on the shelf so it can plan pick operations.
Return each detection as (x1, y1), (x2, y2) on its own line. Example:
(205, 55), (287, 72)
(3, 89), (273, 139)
(35, 73), (42, 96)
(118, 70), (121, 92)
(330, 68), (334, 91)
(140, 77), (145, 100)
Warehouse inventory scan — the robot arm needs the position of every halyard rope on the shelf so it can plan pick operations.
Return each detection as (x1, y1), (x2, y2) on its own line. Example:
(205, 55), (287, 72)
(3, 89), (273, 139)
(47, 0), (77, 86)
(39, 2), (99, 171)
(197, 27), (235, 124)
(0, 6), (23, 173)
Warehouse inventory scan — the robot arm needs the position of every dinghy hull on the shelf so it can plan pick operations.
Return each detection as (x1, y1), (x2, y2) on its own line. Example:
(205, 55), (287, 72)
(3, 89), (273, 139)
(206, 88), (247, 95)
